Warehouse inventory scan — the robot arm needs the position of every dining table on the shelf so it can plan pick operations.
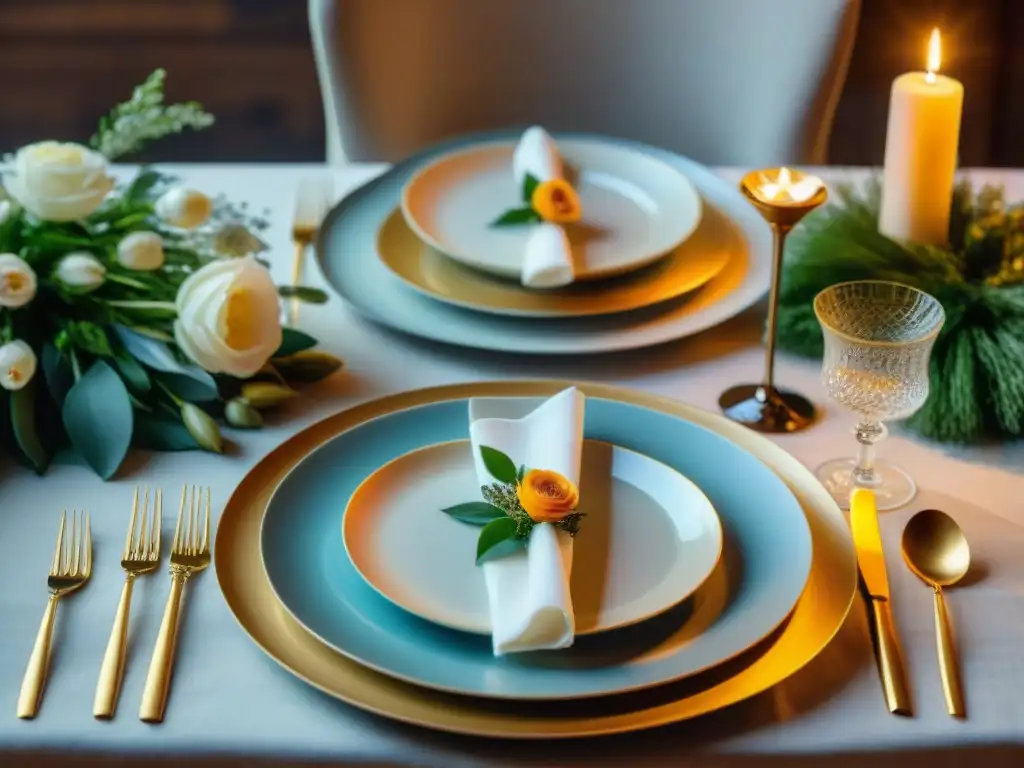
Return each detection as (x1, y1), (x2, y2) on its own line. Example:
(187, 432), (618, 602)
(0, 162), (1022, 768)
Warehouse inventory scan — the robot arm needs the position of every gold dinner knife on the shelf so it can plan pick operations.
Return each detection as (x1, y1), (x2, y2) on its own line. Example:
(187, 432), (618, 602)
(850, 488), (912, 716)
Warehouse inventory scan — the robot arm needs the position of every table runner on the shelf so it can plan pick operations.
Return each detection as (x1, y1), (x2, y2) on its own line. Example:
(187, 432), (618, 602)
(0, 164), (1022, 767)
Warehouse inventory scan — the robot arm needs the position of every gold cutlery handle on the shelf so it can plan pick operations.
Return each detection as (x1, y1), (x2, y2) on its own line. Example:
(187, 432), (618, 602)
(933, 588), (965, 717)
(94, 576), (136, 719)
(870, 598), (912, 715)
(288, 239), (307, 326)
(140, 573), (186, 723)
(17, 594), (60, 719)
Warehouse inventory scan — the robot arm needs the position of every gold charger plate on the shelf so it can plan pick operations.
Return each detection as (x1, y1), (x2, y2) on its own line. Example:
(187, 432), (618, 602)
(377, 208), (735, 318)
(215, 381), (857, 739)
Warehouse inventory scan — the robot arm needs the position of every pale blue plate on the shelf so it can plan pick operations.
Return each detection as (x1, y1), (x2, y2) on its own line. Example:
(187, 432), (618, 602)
(260, 397), (813, 700)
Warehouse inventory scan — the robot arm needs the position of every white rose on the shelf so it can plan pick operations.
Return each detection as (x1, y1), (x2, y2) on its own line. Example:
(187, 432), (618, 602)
(4, 141), (114, 221)
(155, 187), (213, 229)
(0, 253), (37, 308)
(0, 340), (37, 390)
(117, 231), (164, 271)
(174, 255), (282, 378)
(55, 251), (106, 292)
(0, 200), (11, 227)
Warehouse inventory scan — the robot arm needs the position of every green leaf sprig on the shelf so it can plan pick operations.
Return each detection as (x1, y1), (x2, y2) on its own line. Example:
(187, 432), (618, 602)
(490, 174), (542, 227)
(441, 445), (584, 565)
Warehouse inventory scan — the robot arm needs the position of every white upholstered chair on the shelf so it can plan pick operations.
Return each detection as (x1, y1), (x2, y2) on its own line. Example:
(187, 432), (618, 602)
(309, 0), (860, 166)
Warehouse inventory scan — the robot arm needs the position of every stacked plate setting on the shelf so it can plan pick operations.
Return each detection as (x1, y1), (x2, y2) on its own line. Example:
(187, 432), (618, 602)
(314, 129), (776, 354)
(215, 380), (859, 738)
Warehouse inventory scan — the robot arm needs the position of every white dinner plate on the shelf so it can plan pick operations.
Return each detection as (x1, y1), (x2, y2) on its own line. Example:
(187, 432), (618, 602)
(400, 140), (702, 281)
(343, 439), (723, 636)
(316, 131), (771, 355)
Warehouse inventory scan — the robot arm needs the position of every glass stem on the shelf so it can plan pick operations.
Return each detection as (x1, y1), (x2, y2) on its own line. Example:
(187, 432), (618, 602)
(761, 224), (790, 393)
(853, 420), (887, 487)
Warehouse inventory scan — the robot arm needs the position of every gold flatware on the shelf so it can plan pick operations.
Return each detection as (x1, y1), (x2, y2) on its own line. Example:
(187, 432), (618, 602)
(94, 487), (162, 719)
(289, 175), (333, 326)
(140, 485), (210, 723)
(17, 510), (92, 719)
(850, 487), (912, 715)
(901, 509), (969, 718)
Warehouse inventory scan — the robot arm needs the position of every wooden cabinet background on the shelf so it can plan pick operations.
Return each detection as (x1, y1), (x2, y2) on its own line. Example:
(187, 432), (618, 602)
(0, 0), (1020, 165)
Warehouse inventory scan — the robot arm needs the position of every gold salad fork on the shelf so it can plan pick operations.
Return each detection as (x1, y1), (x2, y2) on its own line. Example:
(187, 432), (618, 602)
(140, 485), (210, 723)
(17, 510), (92, 719)
(94, 487), (162, 719)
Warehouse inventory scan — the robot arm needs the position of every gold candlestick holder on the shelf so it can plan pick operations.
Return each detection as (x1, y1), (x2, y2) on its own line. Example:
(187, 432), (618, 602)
(719, 167), (828, 433)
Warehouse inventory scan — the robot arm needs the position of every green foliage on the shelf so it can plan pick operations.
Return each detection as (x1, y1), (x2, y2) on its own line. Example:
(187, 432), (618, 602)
(62, 360), (134, 479)
(778, 179), (1024, 443)
(90, 69), (214, 160)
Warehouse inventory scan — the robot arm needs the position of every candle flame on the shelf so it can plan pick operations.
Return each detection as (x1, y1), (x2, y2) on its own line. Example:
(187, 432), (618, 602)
(927, 27), (942, 78)
(754, 167), (822, 204)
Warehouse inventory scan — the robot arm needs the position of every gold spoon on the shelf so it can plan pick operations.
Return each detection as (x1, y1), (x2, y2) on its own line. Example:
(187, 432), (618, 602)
(901, 509), (970, 718)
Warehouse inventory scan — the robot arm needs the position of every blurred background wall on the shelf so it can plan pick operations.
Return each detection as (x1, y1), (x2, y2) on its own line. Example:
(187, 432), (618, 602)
(0, 0), (1017, 165)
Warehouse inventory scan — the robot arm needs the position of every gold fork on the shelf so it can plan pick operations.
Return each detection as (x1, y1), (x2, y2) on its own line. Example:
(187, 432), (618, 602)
(140, 485), (210, 723)
(17, 510), (92, 719)
(289, 175), (333, 326)
(94, 487), (162, 719)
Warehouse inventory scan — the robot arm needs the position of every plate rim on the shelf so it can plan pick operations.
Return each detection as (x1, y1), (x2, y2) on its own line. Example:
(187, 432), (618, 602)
(314, 130), (771, 354)
(216, 380), (857, 738)
(375, 207), (730, 319)
(340, 437), (724, 637)
(398, 137), (704, 282)
(254, 389), (817, 702)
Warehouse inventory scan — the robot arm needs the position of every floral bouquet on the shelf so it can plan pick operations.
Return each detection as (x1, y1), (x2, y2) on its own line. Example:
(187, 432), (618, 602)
(0, 70), (339, 480)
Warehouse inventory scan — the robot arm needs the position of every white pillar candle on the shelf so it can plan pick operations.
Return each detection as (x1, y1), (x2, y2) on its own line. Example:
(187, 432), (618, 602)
(878, 29), (964, 246)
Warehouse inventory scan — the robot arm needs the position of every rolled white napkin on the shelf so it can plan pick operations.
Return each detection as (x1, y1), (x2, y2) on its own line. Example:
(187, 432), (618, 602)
(510, 126), (574, 289)
(468, 387), (585, 655)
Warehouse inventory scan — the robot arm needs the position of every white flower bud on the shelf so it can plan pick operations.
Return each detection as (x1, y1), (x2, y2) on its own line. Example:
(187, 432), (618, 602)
(117, 231), (165, 271)
(0, 340), (37, 390)
(155, 187), (213, 229)
(0, 200), (11, 227)
(0, 253), (37, 308)
(55, 251), (106, 292)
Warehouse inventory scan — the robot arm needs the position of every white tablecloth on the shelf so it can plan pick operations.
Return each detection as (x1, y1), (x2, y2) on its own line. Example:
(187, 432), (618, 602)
(1, 164), (1022, 767)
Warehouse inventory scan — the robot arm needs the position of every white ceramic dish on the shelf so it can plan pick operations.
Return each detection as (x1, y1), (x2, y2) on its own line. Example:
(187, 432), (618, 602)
(401, 140), (702, 282)
(343, 439), (723, 636)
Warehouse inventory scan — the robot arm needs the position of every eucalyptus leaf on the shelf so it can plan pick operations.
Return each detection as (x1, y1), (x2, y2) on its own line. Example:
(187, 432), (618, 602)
(277, 286), (329, 304)
(158, 371), (219, 402)
(62, 360), (133, 480)
(275, 328), (318, 357)
(475, 517), (524, 564)
(41, 343), (74, 406)
(113, 354), (151, 392)
(113, 324), (217, 395)
(480, 445), (518, 484)
(133, 416), (199, 451)
(490, 207), (541, 227)
(441, 501), (507, 526)
(11, 381), (51, 474)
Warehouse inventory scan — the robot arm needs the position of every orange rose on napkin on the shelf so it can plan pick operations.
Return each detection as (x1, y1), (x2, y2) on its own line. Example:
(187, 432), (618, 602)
(517, 470), (579, 523)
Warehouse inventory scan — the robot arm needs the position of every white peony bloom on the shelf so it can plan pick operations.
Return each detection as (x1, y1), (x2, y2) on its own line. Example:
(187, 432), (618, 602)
(0, 200), (11, 226)
(4, 141), (114, 221)
(117, 231), (165, 271)
(174, 255), (282, 378)
(55, 251), (106, 292)
(0, 340), (37, 390)
(155, 187), (213, 229)
(0, 253), (37, 308)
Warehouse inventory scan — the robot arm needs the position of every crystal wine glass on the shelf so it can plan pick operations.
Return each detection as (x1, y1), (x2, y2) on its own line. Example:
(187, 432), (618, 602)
(814, 281), (945, 510)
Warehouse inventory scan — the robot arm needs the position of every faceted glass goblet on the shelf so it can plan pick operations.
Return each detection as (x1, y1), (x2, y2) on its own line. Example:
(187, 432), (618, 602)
(813, 281), (945, 511)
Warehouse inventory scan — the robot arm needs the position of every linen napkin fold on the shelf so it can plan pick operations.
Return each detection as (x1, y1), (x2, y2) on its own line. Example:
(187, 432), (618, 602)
(468, 387), (585, 655)
(510, 126), (575, 289)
